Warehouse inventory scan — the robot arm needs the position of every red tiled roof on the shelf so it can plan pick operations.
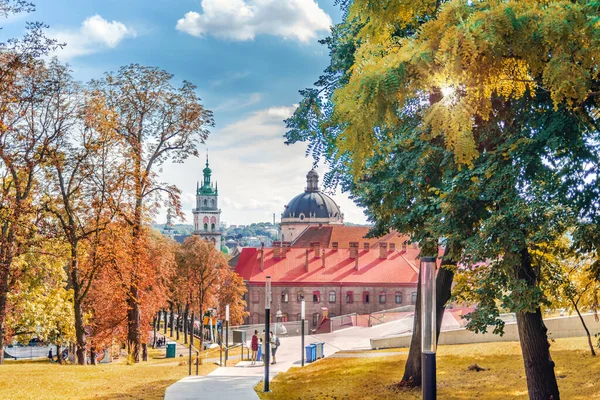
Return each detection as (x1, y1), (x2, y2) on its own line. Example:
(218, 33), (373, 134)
(291, 225), (414, 250)
(234, 246), (421, 286)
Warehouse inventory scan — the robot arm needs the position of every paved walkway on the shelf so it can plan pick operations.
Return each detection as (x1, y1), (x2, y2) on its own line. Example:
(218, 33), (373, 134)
(165, 313), (457, 399)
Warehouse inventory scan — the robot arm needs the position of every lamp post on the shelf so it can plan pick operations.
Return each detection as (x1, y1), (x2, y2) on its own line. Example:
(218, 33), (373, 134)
(301, 299), (305, 366)
(264, 276), (271, 392)
(225, 304), (230, 365)
(421, 256), (437, 400)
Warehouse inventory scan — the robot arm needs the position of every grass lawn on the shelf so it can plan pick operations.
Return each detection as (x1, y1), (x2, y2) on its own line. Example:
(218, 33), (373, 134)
(256, 337), (600, 400)
(0, 348), (217, 400)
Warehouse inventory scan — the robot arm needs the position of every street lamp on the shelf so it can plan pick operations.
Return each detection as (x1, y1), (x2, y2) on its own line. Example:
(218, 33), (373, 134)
(301, 299), (305, 366)
(264, 276), (271, 392)
(225, 304), (230, 365)
(421, 256), (437, 400)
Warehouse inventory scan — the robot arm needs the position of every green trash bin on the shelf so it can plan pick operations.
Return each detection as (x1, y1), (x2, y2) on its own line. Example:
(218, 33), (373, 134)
(166, 343), (176, 358)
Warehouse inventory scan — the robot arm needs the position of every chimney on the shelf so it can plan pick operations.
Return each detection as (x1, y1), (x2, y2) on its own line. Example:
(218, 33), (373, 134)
(282, 244), (288, 258)
(363, 242), (370, 251)
(402, 241), (407, 252)
(332, 242), (339, 251)
(305, 249), (309, 272)
(260, 248), (264, 271)
(389, 243), (396, 252)
(379, 242), (388, 259)
(313, 242), (321, 258)
(322, 249), (326, 268)
(349, 242), (359, 259)
(273, 243), (281, 259)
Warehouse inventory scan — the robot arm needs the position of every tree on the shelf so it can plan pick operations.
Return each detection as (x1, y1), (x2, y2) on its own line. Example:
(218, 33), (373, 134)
(91, 64), (214, 362)
(285, 1), (600, 398)
(217, 267), (248, 326)
(0, 58), (68, 363)
(42, 71), (126, 365)
(177, 236), (228, 351)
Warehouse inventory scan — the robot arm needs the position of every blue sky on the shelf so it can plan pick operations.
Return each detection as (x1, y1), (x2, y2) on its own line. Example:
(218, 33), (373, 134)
(2, 0), (368, 226)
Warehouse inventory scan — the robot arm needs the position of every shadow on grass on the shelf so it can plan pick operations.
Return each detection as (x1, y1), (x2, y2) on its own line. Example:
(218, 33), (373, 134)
(86, 379), (179, 400)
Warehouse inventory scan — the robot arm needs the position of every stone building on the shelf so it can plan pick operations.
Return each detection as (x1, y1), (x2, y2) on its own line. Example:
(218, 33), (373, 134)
(234, 241), (420, 327)
(192, 155), (222, 249)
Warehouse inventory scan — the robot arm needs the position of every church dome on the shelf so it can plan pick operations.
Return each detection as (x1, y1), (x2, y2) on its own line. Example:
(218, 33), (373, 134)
(282, 170), (342, 220)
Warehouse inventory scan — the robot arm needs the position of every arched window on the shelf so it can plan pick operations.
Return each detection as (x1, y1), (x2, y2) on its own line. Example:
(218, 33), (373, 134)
(210, 216), (217, 224)
(313, 290), (320, 303)
(299, 213), (305, 221)
(379, 291), (386, 304)
(395, 292), (402, 304)
(204, 223), (208, 231)
(252, 290), (260, 304)
(297, 291), (304, 302)
(281, 291), (289, 303)
(329, 291), (336, 303)
(203, 199), (207, 206)
(346, 291), (353, 303)
(203, 216), (209, 223)
(211, 223), (215, 231)
(363, 291), (370, 304)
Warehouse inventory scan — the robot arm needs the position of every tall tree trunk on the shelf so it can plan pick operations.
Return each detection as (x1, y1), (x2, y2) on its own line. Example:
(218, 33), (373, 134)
(56, 344), (62, 364)
(199, 290), (205, 352)
(71, 244), (87, 365)
(169, 305), (174, 337)
(127, 285), (141, 363)
(571, 299), (596, 356)
(90, 347), (97, 365)
(400, 250), (456, 386)
(176, 306), (181, 341)
(142, 343), (148, 361)
(0, 264), (9, 365)
(183, 305), (189, 344)
(517, 248), (560, 400)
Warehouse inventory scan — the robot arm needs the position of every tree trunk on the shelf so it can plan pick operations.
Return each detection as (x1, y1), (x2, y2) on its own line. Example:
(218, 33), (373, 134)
(400, 253), (455, 386)
(163, 309), (168, 335)
(176, 307), (181, 341)
(516, 248), (560, 400)
(127, 285), (141, 363)
(56, 345), (62, 364)
(183, 305), (189, 344)
(169, 305), (174, 337)
(71, 245), (87, 365)
(572, 299), (596, 356)
(90, 347), (97, 365)
(0, 264), (9, 365)
(152, 316), (157, 348)
(142, 343), (148, 361)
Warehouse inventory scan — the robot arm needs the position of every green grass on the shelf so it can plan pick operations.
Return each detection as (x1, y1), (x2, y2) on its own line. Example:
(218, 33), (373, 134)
(0, 348), (217, 399)
(256, 337), (600, 400)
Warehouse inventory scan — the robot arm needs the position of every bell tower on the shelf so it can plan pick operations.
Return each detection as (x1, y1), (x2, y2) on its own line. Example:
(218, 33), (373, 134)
(192, 153), (222, 249)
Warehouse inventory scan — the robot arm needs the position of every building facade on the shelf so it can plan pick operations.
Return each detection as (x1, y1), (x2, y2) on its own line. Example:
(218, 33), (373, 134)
(235, 243), (420, 327)
(280, 170), (343, 243)
(192, 155), (222, 249)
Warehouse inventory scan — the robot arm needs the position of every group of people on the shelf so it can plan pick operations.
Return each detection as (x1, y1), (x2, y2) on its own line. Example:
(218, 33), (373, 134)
(250, 329), (280, 366)
(156, 336), (166, 347)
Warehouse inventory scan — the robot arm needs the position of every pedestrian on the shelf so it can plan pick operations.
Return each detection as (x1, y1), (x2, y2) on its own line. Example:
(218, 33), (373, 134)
(257, 338), (263, 362)
(251, 330), (259, 365)
(48, 349), (53, 362)
(270, 331), (280, 365)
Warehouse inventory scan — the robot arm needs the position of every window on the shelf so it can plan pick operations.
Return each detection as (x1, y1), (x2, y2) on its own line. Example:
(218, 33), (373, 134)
(379, 291), (386, 304)
(211, 199), (215, 207)
(346, 291), (353, 303)
(313, 291), (320, 303)
(203, 199), (207, 206)
(363, 291), (370, 304)
(252, 291), (259, 304)
(329, 291), (336, 303)
(211, 223), (215, 231)
(297, 292), (304, 302)
(411, 292), (417, 304)
(203, 223), (208, 231)
(312, 313), (319, 327)
(395, 292), (402, 304)
(281, 291), (289, 303)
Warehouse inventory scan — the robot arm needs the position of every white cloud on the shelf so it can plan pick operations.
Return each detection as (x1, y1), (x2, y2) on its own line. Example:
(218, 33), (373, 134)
(157, 105), (367, 226)
(212, 92), (263, 112)
(50, 15), (136, 59)
(176, 0), (331, 43)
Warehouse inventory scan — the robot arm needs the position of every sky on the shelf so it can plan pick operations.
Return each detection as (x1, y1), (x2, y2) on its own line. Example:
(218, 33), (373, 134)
(1, 0), (369, 226)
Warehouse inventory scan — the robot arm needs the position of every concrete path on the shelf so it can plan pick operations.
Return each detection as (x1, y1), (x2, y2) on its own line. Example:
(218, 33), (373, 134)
(165, 316), (436, 400)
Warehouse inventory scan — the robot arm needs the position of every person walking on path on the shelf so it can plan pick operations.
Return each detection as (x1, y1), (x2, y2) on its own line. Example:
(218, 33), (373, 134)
(251, 330), (259, 365)
(270, 332), (280, 365)
(257, 338), (263, 362)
